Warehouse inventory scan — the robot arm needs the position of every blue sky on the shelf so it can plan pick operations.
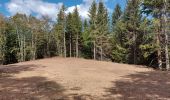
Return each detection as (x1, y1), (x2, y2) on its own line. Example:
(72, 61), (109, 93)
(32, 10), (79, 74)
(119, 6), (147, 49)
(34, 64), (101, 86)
(0, 0), (126, 21)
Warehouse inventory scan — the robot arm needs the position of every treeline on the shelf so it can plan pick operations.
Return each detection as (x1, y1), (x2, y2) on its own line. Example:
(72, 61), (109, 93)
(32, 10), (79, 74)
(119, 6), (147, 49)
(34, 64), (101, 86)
(0, 0), (170, 70)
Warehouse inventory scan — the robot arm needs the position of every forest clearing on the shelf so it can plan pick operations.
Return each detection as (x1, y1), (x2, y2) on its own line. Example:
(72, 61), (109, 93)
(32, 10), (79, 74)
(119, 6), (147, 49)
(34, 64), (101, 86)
(1, 0), (170, 99)
(0, 57), (170, 100)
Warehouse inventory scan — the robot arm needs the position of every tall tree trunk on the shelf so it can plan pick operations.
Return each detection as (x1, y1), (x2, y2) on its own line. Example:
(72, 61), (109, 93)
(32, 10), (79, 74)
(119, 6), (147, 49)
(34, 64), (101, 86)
(76, 33), (79, 58)
(34, 40), (37, 60)
(57, 41), (60, 56)
(16, 26), (22, 62)
(64, 31), (66, 58)
(60, 44), (63, 57)
(69, 33), (72, 57)
(157, 33), (162, 69)
(23, 35), (26, 61)
(100, 46), (103, 61)
(31, 32), (36, 60)
(47, 34), (50, 57)
(21, 36), (24, 62)
(93, 41), (96, 60)
(133, 32), (137, 64)
(163, 0), (170, 70)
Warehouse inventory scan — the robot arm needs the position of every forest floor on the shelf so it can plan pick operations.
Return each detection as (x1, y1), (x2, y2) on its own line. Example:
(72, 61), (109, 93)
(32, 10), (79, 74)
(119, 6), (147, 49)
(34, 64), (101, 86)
(0, 57), (170, 100)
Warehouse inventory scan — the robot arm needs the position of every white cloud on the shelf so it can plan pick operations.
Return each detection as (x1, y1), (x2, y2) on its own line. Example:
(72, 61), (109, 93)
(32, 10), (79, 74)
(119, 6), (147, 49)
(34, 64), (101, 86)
(66, 0), (109, 19)
(66, 4), (89, 19)
(6, 0), (110, 20)
(6, 0), (63, 21)
(66, 0), (93, 19)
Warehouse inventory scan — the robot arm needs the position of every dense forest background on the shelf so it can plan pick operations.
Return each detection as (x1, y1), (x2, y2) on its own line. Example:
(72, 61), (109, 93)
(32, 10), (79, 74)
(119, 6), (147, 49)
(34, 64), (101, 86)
(0, 0), (170, 70)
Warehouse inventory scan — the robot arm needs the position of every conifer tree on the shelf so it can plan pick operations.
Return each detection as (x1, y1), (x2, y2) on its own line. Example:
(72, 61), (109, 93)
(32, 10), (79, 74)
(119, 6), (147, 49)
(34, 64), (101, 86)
(55, 5), (66, 57)
(96, 1), (110, 60)
(81, 19), (93, 58)
(112, 4), (122, 30)
(143, 0), (170, 70)
(72, 6), (82, 58)
(66, 13), (73, 57)
(111, 3), (127, 62)
(123, 0), (142, 64)
(0, 14), (7, 64)
(88, 1), (97, 60)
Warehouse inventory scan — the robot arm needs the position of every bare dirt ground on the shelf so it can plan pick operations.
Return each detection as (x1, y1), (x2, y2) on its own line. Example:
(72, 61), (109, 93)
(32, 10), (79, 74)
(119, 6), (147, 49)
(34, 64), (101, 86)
(0, 57), (170, 100)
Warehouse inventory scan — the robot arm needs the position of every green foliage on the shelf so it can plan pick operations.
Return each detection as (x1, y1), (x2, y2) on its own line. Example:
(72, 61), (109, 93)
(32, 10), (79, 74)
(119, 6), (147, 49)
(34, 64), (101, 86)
(0, 1), (169, 69)
(54, 5), (66, 56)
(81, 19), (93, 58)
(111, 20), (128, 63)
(142, 0), (164, 16)
(112, 4), (122, 29)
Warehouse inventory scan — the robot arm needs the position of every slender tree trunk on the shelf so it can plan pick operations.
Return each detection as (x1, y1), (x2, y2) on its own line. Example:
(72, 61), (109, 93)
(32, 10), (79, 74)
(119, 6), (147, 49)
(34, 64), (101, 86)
(20, 33), (23, 62)
(64, 31), (66, 58)
(23, 35), (26, 61)
(16, 26), (21, 62)
(34, 40), (37, 60)
(133, 33), (137, 64)
(31, 33), (34, 60)
(163, 0), (170, 70)
(157, 33), (162, 69)
(76, 33), (79, 58)
(57, 41), (60, 56)
(93, 41), (96, 60)
(60, 44), (63, 57)
(31, 32), (36, 60)
(100, 46), (103, 61)
(47, 33), (50, 57)
(69, 33), (72, 57)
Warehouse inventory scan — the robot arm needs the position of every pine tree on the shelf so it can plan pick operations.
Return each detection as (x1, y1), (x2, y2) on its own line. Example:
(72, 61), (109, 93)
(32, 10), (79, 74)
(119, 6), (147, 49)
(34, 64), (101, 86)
(66, 13), (73, 57)
(139, 18), (158, 66)
(55, 5), (67, 57)
(72, 6), (82, 58)
(111, 20), (128, 63)
(112, 4), (122, 30)
(123, 0), (142, 64)
(88, 1), (97, 60)
(0, 14), (7, 64)
(111, 3), (128, 62)
(96, 1), (110, 60)
(81, 19), (93, 58)
(143, 0), (170, 70)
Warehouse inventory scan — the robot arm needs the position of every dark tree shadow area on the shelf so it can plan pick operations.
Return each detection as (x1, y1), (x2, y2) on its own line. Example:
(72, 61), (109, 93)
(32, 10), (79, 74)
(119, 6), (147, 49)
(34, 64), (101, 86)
(0, 64), (96, 100)
(0, 64), (69, 100)
(105, 71), (170, 100)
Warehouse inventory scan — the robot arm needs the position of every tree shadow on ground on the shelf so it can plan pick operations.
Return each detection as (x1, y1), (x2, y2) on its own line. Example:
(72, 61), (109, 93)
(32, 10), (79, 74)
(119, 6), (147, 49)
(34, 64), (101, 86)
(0, 64), (45, 76)
(105, 71), (170, 100)
(0, 64), (68, 100)
(0, 76), (67, 100)
(0, 64), (96, 100)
